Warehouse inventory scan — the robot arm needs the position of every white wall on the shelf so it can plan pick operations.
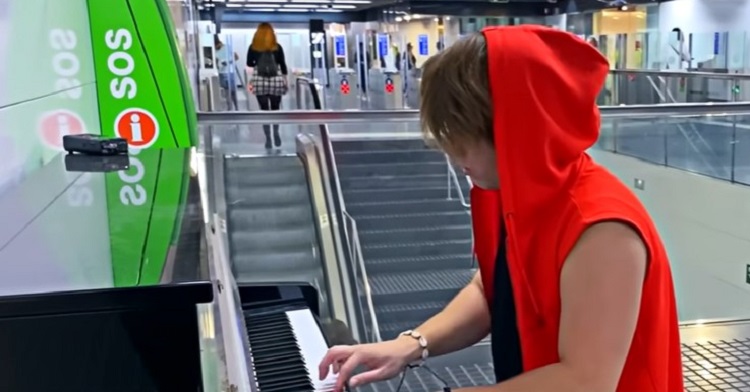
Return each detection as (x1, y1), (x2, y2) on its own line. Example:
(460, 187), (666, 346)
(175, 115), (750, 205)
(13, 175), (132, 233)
(396, 17), (441, 66)
(588, 149), (750, 323)
(545, 14), (568, 30)
(659, 0), (750, 34)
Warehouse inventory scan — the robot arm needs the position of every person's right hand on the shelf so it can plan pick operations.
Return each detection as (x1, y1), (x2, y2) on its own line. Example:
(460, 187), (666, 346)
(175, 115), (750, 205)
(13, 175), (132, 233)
(318, 337), (420, 391)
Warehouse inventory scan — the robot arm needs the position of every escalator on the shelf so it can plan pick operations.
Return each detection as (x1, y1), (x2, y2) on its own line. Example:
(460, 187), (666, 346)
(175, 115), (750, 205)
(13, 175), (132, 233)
(224, 154), (322, 287)
(334, 138), (474, 341)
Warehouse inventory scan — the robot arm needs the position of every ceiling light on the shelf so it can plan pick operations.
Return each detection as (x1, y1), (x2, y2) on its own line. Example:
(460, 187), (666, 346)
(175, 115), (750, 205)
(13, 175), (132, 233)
(232, 3), (281, 7)
(278, 7), (307, 11)
(284, 4), (320, 8)
(246, 7), (278, 11)
(331, 4), (355, 8)
(316, 8), (343, 12)
(395, 16), (402, 22)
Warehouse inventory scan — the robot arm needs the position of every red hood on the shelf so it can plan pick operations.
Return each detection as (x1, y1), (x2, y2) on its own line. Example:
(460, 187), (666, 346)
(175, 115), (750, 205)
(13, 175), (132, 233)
(471, 26), (610, 318)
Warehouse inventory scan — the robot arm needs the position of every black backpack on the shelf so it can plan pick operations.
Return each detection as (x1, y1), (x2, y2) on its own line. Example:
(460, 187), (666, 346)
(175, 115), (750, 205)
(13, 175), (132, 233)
(256, 51), (278, 77)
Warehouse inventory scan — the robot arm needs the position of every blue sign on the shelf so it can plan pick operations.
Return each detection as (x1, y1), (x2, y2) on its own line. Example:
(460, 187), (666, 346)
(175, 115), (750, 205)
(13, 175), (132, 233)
(334, 35), (346, 57)
(418, 34), (429, 56)
(378, 34), (389, 57)
(713, 32), (720, 55)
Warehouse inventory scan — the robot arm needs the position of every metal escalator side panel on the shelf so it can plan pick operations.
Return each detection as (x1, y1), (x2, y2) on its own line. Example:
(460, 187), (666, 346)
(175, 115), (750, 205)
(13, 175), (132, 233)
(297, 135), (357, 336)
(104, 148), (190, 286)
(87, 0), (195, 149)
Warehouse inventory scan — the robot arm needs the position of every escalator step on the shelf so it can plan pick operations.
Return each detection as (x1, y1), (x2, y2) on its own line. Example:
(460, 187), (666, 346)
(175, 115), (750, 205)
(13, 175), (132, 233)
(335, 149), (443, 165)
(341, 174), (451, 191)
(362, 239), (472, 261)
(360, 225), (472, 245)
(338, 162), (447, 178)
(347, 199), (467, 215)
(354, 211), (471, 231)
(343, 186), (468, 204)
(225, 183), (309, 207)
(364, 253), (474, 274)
(369, 269), (474, 296)
(230, 227), (316, 254)
(333, 139), (429, 152)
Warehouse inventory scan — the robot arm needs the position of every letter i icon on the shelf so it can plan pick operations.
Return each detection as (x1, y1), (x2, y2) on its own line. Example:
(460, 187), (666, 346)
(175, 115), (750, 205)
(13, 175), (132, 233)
(130, 113), (142, 142)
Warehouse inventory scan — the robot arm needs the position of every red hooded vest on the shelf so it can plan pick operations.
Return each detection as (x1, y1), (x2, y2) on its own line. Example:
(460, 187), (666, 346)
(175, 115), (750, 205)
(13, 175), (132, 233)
(472, 26), (684, 391)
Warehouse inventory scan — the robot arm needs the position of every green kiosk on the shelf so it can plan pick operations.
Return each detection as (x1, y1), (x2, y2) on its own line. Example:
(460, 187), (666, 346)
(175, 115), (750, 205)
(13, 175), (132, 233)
(2, 0), (199, 286)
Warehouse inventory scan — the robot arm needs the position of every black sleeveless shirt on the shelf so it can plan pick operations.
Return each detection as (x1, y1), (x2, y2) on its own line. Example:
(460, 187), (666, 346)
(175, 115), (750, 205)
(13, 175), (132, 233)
(490, 228), (524, 382)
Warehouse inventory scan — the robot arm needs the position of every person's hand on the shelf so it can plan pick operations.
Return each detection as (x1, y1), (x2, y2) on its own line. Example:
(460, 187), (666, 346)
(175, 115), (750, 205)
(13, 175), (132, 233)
(318, 337), (420, 391)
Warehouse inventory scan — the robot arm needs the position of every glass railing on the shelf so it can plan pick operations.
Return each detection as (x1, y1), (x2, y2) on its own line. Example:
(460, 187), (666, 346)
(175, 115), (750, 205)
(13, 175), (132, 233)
(197, 101), (750, 326)
(596, 106), (750, 185)
(605, 69), (750, 106)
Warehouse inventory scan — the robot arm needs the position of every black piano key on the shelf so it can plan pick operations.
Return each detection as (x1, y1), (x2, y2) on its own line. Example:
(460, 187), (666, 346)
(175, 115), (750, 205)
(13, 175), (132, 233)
(249, 340), (300, 352)
(253, 352), (299, 365)
(244, 309), (314, 392)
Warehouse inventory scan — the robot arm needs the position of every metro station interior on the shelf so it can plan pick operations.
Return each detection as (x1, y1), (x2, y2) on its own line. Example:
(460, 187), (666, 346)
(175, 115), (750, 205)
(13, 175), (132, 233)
(2, 0), (750, 391)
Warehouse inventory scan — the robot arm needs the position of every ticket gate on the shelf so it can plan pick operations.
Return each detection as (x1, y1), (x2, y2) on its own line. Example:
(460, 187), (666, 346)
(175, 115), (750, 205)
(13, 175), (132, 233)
(368, 69), (403, 109)
(327, 68), (359, 109)
(405, 68), (422, 109)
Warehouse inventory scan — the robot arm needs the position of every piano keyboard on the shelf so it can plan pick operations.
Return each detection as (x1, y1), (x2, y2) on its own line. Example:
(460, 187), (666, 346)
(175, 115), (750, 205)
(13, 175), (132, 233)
(245, 308), (339, 392)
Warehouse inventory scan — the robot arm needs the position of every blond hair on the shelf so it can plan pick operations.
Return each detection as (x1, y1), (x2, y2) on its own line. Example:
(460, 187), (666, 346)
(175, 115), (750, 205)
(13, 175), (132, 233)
(420, 33), (493, 155)
(251, 23), (278, 52)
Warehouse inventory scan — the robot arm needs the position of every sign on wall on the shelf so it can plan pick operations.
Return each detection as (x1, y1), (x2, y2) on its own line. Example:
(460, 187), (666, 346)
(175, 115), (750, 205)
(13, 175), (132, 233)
(334, 35), (345, 57)
(418, 34), (428, 56)
(378, 34), (388, 57)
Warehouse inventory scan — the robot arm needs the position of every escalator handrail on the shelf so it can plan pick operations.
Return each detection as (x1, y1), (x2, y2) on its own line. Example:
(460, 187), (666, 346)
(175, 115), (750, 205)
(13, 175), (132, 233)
(445, 155), (471, 209)
(297, 77), (382, 342)
(197, 101), (750, 124)
(611, 68), (750, 81)
(343, 210), (382, 342)
(296, 134), (360, 340)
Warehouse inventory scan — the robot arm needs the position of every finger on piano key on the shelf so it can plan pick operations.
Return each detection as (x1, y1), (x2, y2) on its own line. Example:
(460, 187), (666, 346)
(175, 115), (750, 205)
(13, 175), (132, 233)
(287, 310), (343, 391)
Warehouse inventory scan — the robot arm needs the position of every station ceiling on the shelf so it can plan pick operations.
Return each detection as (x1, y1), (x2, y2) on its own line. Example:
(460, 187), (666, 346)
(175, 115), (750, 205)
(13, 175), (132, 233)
(198, 0), (663, 21)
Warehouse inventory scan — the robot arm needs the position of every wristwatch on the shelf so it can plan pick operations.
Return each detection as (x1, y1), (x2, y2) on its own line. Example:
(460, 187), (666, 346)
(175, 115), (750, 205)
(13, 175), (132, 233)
(399, 329), (429, 365)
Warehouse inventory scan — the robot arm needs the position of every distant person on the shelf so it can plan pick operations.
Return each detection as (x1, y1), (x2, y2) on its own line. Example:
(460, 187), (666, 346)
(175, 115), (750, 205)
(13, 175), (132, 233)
(215, 35), (239, 111)
(247, 22), (289, 149)
(666, 27), (691, 69)
(587, 36), (599, 49)
(357, 42), (371, 93)
(404, 43), (417, 70)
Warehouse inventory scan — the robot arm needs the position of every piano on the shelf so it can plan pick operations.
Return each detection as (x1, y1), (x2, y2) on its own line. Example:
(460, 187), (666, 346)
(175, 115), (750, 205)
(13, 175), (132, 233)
(239, 284), (342, 392)
(0, 149), (345, 391)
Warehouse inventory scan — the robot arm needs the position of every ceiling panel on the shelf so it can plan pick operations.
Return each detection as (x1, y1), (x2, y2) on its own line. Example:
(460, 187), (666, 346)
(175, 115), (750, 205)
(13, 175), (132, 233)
(199, 0), (391, 13)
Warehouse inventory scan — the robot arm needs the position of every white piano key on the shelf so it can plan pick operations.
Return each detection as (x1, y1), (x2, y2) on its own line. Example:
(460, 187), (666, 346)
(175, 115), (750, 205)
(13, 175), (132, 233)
(287, 309), (339, 392)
